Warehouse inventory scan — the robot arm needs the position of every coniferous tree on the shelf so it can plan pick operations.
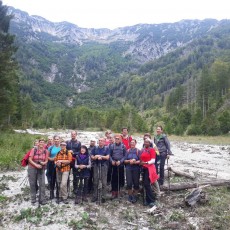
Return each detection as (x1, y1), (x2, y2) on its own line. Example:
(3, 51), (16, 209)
(0, 1), (19, 128)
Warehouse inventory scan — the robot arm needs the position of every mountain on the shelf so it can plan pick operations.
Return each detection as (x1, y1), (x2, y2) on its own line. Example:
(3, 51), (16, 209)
(8, 6), (230, 109)
(9, 7), (221, 63)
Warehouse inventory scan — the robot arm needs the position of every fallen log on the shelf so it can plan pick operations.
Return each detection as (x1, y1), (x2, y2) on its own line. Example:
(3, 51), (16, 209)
(168, 166), (195, 179)
(160, 179), (230, 191)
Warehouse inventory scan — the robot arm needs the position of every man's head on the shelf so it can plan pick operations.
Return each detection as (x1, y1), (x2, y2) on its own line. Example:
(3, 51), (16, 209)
(122, 127), (128, 136)
(71, 131), (77, 140)
(156, 126), (163, 135)
(90, 139), (96, 147)
(114, 134), (122, 144)
(98, 138), (105, 147)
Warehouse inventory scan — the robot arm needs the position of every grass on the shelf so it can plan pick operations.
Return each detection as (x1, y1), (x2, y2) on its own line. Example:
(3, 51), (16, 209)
(14, 206), (50, 224)
(0, 132), (44, 171)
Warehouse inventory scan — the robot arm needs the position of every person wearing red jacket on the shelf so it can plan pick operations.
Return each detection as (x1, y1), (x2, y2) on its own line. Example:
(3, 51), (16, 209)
(121, 127), (132, 150)
(140, 138), (160, 207)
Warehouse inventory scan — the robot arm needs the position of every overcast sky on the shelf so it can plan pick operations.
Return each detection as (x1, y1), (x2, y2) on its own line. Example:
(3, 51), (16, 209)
(3, 0), (230, 29)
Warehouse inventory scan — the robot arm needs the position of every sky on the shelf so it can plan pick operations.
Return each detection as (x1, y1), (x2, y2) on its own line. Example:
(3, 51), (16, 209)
(2, 0), (230, 29)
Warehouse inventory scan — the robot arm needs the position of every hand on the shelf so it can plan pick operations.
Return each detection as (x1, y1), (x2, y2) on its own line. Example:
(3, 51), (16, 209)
(130, 160), (134, 165)
(79, 165), (85, 169)
(116, 161), (121, 166)
(36, 164), (42, 169)
(98, 156), (102, 160)
(112, 161), (116, 166)
(39, 161), (45, 166)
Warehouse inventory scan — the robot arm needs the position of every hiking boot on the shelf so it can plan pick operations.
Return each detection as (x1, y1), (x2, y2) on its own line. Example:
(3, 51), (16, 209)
(31, 200), (36, 206)
(111, 191), (118, 199)
(50, 190), (54, 200)
(75, 196), (80, 204)
(149, 202), (156, 207)
(132, 195), (137, 203)
(91, 197), (98, 202)
(39, 200), (48, 205)
(143, 201), (149, 206)
(128, 195), (133, 203)
(82, 196), (88, 202)
(56, 198), (62, 204)
(63, 200), (69, 204)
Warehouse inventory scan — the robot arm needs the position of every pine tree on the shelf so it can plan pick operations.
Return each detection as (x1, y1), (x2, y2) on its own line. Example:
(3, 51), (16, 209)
(0, 1), (19, 128)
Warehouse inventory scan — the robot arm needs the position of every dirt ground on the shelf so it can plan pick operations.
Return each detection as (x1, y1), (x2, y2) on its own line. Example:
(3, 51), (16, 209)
(0, 130), (230, 230)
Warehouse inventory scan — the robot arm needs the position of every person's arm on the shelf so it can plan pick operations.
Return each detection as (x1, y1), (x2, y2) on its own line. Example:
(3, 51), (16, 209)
(91, 148), (97, 160)
(101, 148), (110, 160)
(61, 151), (72, 165)
(86, 156), (91, 169)
(164, 136), (172, 155)
(75, 158), (79, 169)
(119, 146), (127, 164)
(124, 151), (130, 164)
(147, 148), (156, 164)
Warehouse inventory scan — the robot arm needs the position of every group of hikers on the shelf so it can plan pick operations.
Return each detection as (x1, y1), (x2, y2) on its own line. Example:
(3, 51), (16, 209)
(26, 126), (172, 207)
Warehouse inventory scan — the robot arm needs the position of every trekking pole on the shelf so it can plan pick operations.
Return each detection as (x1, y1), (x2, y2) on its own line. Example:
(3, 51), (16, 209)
(167, 158), (170, 195)
(20, 175), (28, 187)
(117, 163), (120, 200)
(98, 162), (102, 205)
(81, 178), (84, 204)
(56, 169), (62, 204)
(142, 169), (145, 205)
(38, 168), (42, 208)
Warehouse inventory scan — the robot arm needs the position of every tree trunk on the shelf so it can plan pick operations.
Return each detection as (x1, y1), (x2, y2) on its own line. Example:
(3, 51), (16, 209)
(161, 179), (230, 191)
(168, 167), (196, 179)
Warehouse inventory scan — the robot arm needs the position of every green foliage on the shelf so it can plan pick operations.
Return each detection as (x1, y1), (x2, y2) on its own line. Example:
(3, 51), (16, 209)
(14, 206), (50, 224)
(33, 105), (148, 133)
(68, 212), (96, 230)
(0, 1), (20, 128)
(0, 132), (40, 170)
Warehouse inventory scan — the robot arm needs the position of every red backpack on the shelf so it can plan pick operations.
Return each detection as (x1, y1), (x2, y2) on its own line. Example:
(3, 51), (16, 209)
(21, 148), (36, 167)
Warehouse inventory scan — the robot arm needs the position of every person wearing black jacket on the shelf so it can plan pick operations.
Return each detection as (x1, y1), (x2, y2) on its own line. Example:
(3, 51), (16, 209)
(154, 126), (172, 185)
(66, 131), (81, 194)
(110, 134), (126, 199)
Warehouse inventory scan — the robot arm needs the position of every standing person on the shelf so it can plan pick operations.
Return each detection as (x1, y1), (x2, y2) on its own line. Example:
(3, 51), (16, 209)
(121, 127), (132, 150)
(110, 134), (126, 199)
(143, 133), (160, 172)
(45, 136), (53, 149)
(47, 135), (61, 199)
(140, 138), (159, 207)
(28, 139), (48, 205)
(74, 145), (91, 204)
(88, 138), (96, 194)
(154, 126), (172, 186)
(54, 141), (72, 204)
(66, 131), (81, 194)
(45, 136), (53, 188)
(104, 130), (112, 146)
(91, 138), (110, 203)
(107, 136), (114, 186)
(124, 139), (141, 203)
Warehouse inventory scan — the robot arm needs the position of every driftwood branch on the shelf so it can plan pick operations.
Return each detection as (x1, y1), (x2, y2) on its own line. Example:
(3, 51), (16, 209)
(161, 179), (230, 191)
(168, 166), (195, 179)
